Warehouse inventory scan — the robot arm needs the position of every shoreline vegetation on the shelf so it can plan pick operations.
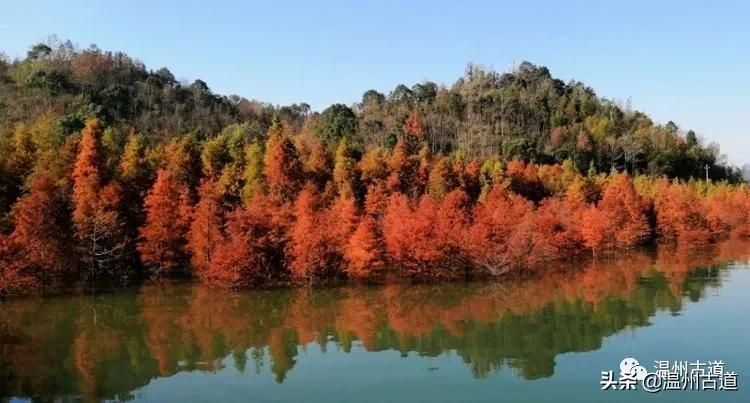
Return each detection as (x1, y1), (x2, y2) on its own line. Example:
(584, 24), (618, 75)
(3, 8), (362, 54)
(2, 239), (749, 401)
(1, 40), (749, 297)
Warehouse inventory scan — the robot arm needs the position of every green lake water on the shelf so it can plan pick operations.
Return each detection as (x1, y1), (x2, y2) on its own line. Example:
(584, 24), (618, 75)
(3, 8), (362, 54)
(2, 241), (749, 402)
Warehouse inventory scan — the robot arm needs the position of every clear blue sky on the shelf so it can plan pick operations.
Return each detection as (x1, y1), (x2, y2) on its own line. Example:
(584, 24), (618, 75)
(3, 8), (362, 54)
(1, 0), (748, 164)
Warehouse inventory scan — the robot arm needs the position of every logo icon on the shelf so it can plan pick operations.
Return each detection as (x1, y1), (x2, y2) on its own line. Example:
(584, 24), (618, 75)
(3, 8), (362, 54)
(619, 357), (648, 381)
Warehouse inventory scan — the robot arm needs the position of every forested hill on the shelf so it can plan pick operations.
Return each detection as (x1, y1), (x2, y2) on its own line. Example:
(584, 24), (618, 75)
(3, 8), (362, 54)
(0, 40), (742, 212)
(2, 39), (750, 296)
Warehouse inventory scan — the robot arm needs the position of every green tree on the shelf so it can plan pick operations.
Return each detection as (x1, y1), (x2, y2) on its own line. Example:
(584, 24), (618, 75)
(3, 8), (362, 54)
(316, 104), (358, 147)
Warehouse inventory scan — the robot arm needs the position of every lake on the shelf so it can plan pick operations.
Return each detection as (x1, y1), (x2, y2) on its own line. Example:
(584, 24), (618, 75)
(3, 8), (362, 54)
(2, 241), (749, 402)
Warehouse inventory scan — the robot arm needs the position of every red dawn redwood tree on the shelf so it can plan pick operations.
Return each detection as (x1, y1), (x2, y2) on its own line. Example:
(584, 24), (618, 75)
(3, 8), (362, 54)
(578, 206), (609, 256)
(207, 196), (289, 287)
(287, 186), (338, 284)
(598, 173), (649, 248)
(402, 111), (424, 142)
(186, 179), (224, 279)
(386, 138), (420, 197)
(382, 193), (459, 280)
(0, 174), (72, 295)
(460, 159), (482, 201)
(305, 139), (332, 192)
(327, 194), (359, 250)
(344, 216), (386, 280)
(466, 186), (534, 275)
(264, 118), (304, 202)
(364, 182), (390, 218)
(71, 119), (125, 277)
(381, 193), (418, 275)
(138, 169), (193, 277)
(654, 181), (716, 245)
(434, 189), (472, 274)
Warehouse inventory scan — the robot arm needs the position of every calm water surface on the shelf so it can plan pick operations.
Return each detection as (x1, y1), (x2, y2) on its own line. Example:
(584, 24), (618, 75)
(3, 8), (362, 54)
(2, 241), (750, 402)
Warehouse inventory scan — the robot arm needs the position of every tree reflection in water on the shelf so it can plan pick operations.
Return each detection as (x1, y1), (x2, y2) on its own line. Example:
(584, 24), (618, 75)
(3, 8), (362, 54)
(1, 240), (748, 401)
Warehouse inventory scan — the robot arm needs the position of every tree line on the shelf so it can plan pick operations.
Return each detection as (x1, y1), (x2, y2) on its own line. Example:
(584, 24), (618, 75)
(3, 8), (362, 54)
(0, 40), (749, 295)
(2, 243), (742, 400)
(2, 114), (750, 295)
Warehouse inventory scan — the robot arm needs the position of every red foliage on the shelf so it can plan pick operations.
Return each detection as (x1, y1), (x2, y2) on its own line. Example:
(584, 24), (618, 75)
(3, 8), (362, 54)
(598, 174), (649, 248)
(264, 125), (304, 202)
(5, 115), (750, 293)
(327, 194), (359, 248)
(471, 190), (573, 271)
(207, 197), (289, 287)
(386, 138), (421, 196)
(71, 119), (124, 273)
(460, 159), (482, 201)
(364, 182), (390, 218)
(186, 180), (224, 279)
(344, 216), (386, 280)
(655, 181), (717, 245)
(8, 175), (71, 271)
(0, 175), (72, 295)
(382, 190), (471, 279)
(402, 111), (423, 139)
(138, 170), (193, 276)
(305, 139), (332, 190)
(578, 206), (609, 255)
(532, 198), (582, 259)
(434, 190), (472, 265)
(706, 187), (750, 238)
(382, 193), (439, 278)
(506, 160), (547, 201)
(287, 186), (339, 283)
(0, 238), (39, 297)
(466, 186), (534, 274)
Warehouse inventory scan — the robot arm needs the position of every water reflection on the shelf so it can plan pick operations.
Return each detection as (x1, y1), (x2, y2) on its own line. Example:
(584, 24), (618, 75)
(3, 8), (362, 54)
(2, 241), (749, 401)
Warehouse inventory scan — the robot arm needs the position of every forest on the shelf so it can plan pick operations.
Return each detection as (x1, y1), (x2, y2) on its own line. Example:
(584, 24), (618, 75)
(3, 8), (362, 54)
(1, 39), (749, 296)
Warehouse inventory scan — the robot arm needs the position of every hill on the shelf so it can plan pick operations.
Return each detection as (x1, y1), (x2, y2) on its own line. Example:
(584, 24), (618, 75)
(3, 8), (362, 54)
(2, 39), (749, 295)
(0, 40), (741, 213)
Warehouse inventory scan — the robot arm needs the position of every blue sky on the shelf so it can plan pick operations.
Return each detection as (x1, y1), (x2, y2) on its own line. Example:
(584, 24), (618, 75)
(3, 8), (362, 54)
(1, 0), (748, 164)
